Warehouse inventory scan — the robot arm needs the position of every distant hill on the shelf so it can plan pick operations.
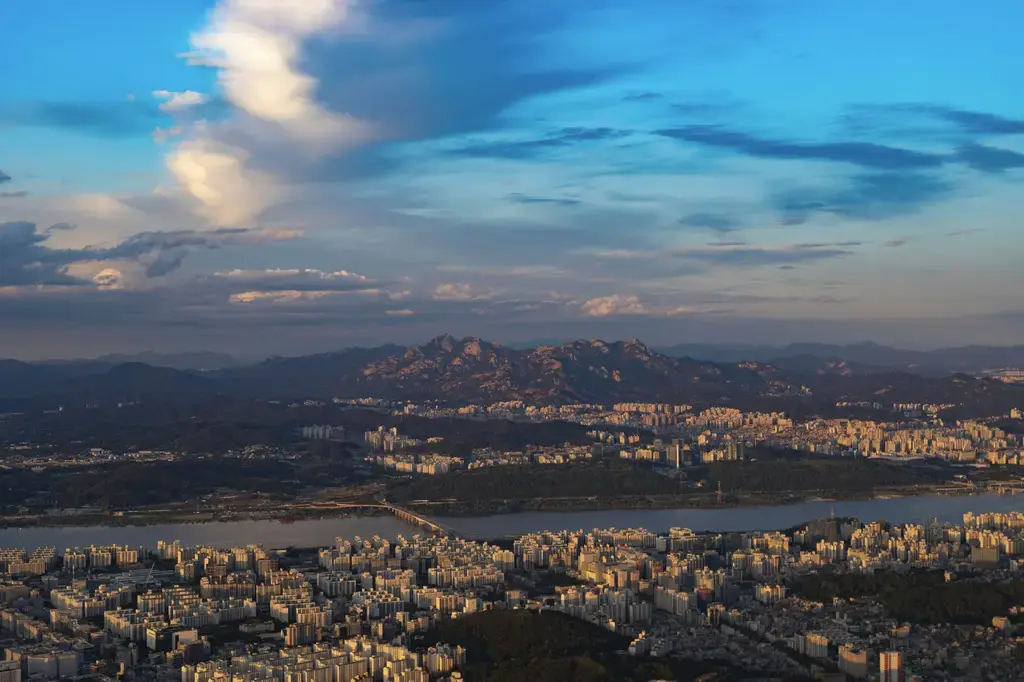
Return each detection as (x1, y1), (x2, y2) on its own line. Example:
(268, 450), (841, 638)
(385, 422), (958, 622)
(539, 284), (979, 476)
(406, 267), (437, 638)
(655, 342), (1024, 375)
(1, 335), (1021, 416)
(85, 351), (248, 370)
(0, 361), (217, 408)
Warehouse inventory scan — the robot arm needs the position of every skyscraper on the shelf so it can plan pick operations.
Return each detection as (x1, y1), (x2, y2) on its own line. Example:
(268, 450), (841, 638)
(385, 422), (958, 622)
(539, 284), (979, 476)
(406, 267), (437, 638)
(880, 651), (903, 682)
(670, 439), (682, 469)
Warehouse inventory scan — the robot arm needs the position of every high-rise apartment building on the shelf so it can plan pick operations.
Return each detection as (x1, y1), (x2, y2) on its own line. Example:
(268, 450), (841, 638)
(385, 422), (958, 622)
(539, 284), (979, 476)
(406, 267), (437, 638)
(880, 651), (903, 682)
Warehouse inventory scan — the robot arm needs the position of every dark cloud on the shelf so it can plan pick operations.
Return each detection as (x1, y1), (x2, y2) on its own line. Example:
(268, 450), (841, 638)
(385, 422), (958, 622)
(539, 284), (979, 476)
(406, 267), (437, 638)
(945, 228), (984, 237)
(0, 170), (10, 183)
(0, 222), (285, 286)
(673, 243), (856, 267)
(605, 191), (658, 203)
(0, 221), (86, 286)
(658, 125), (946, 170)
(102, 228), (245, 259)
(953, 143), (1024, 173)
(450, 127), (630, 160)
(101, 228), (293, 278)
(679, 212), (744, 233)
(671, 101), (741, 118)
(884, 238), (910, 248)
(625, 92), (662, 101)
(840, 103), (1024, 142)
(774, 172), (954, 224)
(917, 105), (1024, 136)
(304, 2), (629, 179)
(144, 250), (189, 278)
(507, 193), (581, 207)
(807, 294), (849, 305)
(793, 241), (862, 248)
(0, 191), (28, 199)
(0, 101), (165, 138)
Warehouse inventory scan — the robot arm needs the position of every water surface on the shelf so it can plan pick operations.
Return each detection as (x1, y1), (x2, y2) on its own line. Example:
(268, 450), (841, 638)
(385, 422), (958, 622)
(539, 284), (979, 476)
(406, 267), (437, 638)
(1, 494), (1021, 550)
(438, 493), (1024, 538)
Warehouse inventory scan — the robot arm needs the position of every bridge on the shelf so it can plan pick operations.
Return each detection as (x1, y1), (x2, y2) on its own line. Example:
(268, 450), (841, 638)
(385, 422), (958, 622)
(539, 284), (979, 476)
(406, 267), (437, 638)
(384, 502), (464, 538)
(302, 501), (464, 539)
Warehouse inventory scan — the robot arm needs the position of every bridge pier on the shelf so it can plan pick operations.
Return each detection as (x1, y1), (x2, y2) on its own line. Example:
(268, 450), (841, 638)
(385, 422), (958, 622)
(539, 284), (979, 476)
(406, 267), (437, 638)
(383, 504), (461, 539)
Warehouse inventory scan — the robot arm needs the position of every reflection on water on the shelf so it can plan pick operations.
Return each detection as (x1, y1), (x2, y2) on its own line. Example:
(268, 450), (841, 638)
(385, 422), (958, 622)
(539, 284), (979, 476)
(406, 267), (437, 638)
(0, 494), (1021, 549)
(439, 493), (1024, 538)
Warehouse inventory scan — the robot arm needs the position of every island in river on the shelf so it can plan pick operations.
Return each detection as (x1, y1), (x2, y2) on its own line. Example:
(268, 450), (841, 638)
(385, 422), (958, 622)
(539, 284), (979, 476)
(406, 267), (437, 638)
(1, 454), (1018, 529)
(384, 457), (1010, 517)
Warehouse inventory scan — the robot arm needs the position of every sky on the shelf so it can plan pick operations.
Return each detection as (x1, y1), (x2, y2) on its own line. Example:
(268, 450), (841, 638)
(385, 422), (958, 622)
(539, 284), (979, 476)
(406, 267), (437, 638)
(1, 0), (1023, 359)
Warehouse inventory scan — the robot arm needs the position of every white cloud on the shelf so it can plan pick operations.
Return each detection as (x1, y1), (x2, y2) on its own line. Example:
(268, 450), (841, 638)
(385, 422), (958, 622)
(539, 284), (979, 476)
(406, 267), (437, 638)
(166, 0), (373, 226)
(578, 248), (658, 260)
(385, 309), (415, 316)
(153, 90), (209, 112)
(166, 138), (277, 227)
(217, 268), (380, 304)
(581, 295), (699, 317)
(580, 294), (646, 317)
(188, 0), (358, 135)
(432, 282), (491, 301)
(215, 267), (368, 283)
(92, 268), (126, 290)
(659, 306), (697, 317)
(229, 290), (336, 303)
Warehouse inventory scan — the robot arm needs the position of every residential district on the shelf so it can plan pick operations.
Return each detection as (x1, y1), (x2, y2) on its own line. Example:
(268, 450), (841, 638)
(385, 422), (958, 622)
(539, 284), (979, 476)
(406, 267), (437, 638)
(2, 510), (1024, 681)
(359, 402), (1024, 475)
(5, 401), (1023, 477)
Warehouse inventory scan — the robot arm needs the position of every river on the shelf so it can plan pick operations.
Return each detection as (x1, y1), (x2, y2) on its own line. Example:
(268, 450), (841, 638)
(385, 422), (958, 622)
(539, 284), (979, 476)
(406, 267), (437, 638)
(0, 494), (1021, 550)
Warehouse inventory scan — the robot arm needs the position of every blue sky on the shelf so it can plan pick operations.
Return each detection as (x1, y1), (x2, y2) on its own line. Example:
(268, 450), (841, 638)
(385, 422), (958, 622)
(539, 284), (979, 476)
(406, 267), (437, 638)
(1, 0), (1022, 358)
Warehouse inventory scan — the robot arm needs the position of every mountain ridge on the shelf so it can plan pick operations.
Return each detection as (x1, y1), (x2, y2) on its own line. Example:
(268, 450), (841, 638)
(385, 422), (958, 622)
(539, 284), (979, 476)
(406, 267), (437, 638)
(0, 335), (1021, 416)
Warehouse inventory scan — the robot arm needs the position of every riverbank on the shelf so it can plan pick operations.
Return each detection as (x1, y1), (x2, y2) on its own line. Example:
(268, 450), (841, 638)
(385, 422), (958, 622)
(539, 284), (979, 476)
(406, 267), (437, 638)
(0, 503), (389, 531)
(1, 493), (1021, 550)
(0, 483), (989, 530)
(398, 484), (982, 517)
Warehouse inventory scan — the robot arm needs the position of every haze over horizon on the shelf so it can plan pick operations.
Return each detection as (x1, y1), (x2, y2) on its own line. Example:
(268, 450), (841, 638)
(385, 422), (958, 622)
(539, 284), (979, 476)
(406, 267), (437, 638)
(3, 0), (1023, 358)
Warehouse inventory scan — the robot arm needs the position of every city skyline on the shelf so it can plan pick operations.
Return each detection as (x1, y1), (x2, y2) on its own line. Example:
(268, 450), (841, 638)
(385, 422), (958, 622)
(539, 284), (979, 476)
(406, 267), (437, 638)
(2, 0), (1023, 358)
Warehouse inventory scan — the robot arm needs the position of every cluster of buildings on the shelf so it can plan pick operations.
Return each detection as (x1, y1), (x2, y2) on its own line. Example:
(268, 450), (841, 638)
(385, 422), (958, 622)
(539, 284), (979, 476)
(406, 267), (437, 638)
(357, 401), (1024, 481)
(363, 425), (597, 474)
(2, 509), (1024, 681)
(989, 369), (1024, 384)
(362, 428), (425, 454)
(615, 436), (746, 466)
(735, 418), (1024, 464)
(0, 534), (503, 681)
(0, 443), (302, 485)
(366, 454), (462, 476)
(299, 425), (347, 441)
(504, 513), (1024, 680)
(463, 445), (592, 469)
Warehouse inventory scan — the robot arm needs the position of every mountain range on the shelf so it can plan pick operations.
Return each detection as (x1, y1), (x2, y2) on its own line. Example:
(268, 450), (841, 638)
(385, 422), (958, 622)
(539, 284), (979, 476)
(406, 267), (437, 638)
(33, 341), (1024, 376)
(1, 335), (1021, 416)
